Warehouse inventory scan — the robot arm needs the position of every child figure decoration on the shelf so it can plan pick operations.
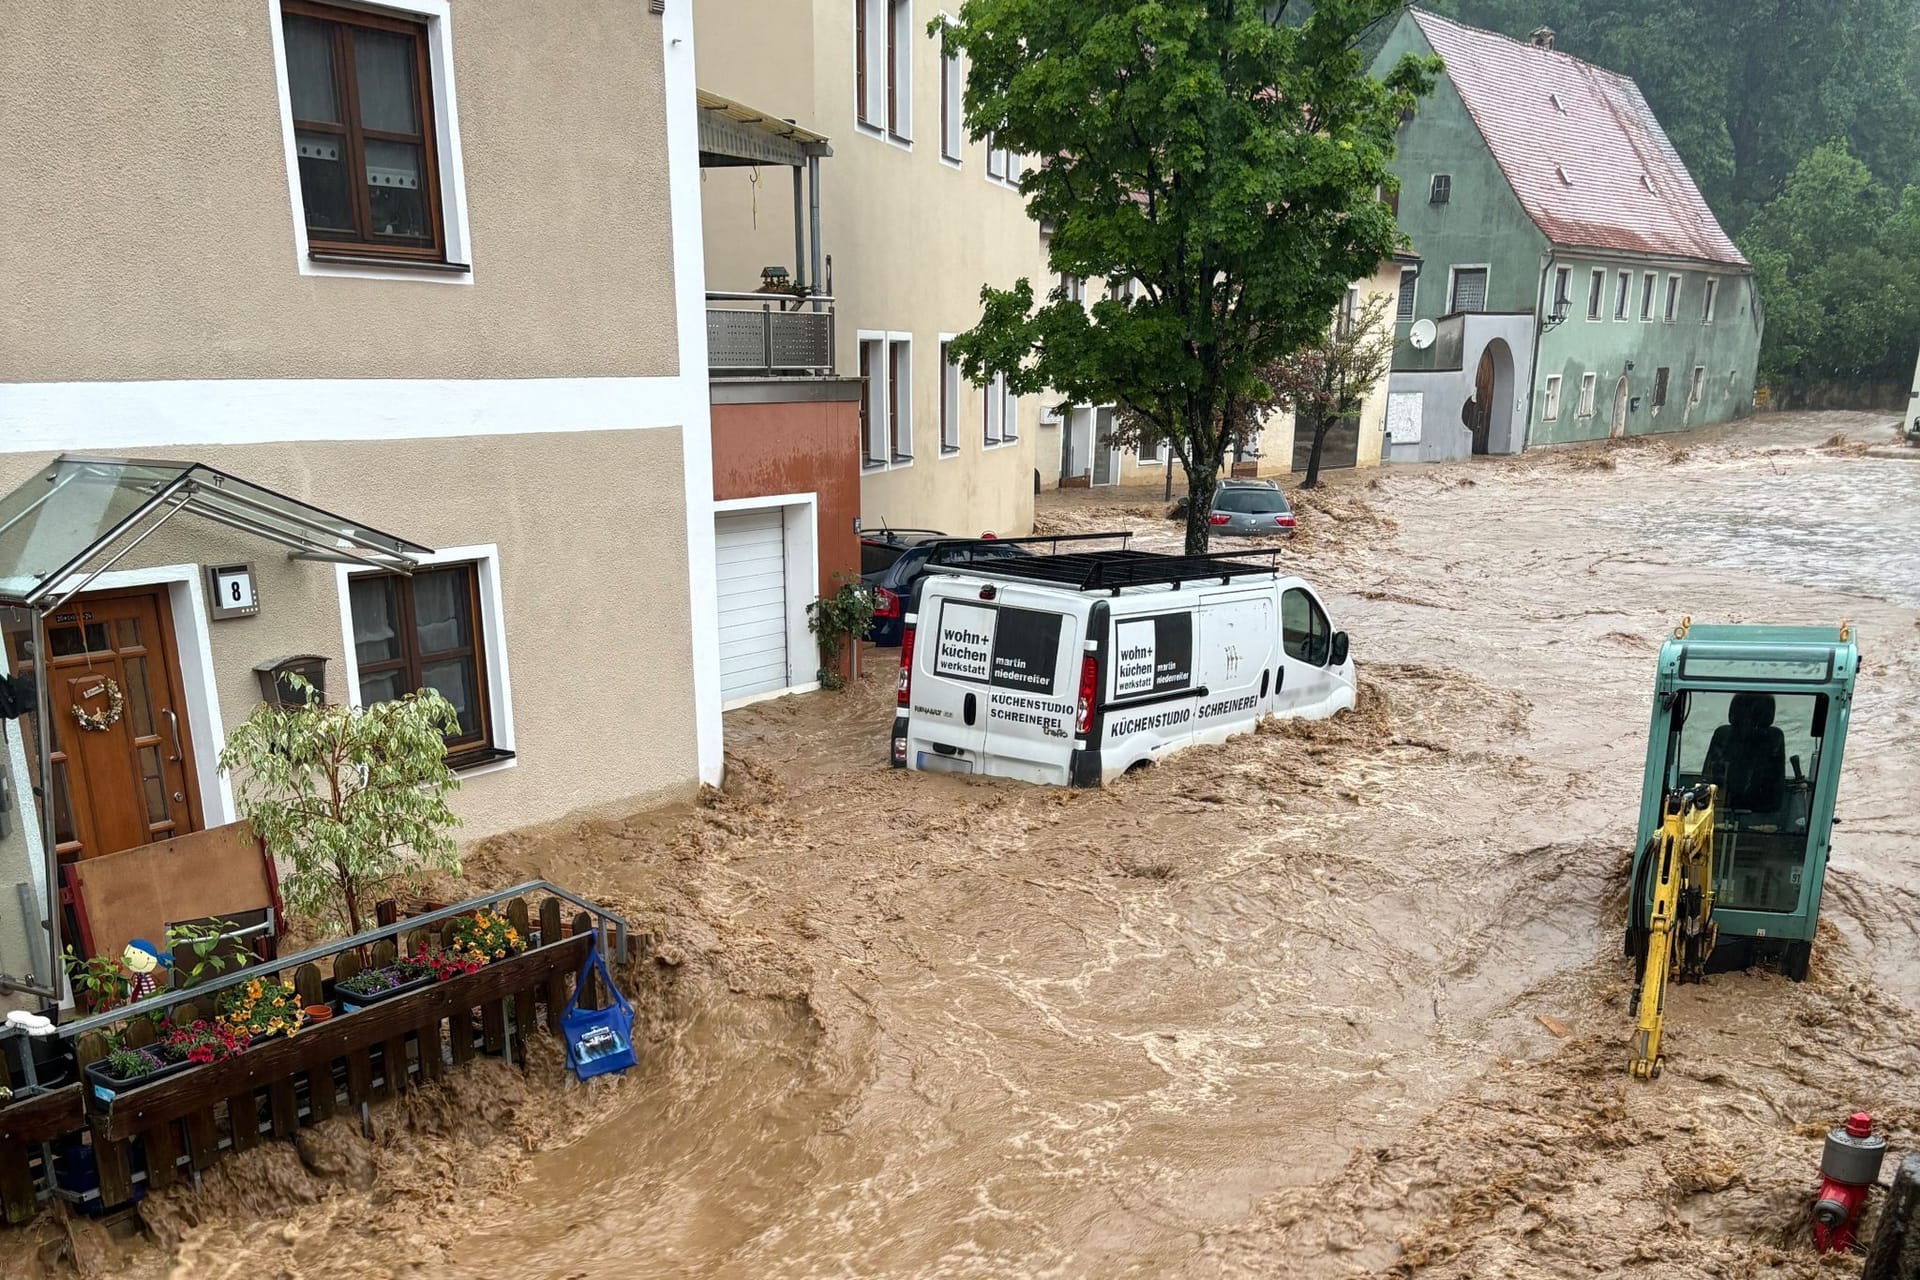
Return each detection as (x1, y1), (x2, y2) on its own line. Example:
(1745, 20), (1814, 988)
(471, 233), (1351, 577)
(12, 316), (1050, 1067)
(123, 939), (170, 1002)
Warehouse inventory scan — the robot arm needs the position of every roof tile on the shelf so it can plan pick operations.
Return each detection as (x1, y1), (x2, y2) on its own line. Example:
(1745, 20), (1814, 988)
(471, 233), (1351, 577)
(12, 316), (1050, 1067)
(1411, 9), (1746, 267)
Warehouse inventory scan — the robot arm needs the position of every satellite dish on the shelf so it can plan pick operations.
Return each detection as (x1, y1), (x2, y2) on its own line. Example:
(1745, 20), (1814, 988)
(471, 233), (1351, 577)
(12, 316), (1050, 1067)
(1409, 318), (1437, 350)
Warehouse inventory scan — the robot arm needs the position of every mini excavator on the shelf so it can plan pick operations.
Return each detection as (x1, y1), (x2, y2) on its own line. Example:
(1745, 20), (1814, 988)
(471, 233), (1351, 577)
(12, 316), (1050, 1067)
(1625, 619), (1860, 1080)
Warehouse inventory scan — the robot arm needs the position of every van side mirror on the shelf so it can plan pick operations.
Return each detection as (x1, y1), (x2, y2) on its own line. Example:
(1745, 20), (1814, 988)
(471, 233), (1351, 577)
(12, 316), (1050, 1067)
(1329, 631), (1350, 667)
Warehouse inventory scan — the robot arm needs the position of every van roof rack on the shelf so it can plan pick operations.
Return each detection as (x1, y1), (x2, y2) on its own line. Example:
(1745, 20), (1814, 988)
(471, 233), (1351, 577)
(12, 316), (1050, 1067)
(927, 543), (1285, 594)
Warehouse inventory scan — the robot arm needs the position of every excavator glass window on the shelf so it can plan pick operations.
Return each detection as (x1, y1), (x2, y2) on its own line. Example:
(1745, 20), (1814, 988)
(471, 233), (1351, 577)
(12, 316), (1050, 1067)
(1665, 690), (1828, 913)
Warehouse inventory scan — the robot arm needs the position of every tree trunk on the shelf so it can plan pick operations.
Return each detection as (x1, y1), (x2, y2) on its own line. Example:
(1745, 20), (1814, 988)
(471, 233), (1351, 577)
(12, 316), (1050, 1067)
(1302, 409), (1327, 489)
(1183, 459), (1220, 554)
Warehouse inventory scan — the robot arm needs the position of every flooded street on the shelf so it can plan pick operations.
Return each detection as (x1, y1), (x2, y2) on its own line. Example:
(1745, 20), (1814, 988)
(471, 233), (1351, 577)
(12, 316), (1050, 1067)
(35, 412), (1920, 1279)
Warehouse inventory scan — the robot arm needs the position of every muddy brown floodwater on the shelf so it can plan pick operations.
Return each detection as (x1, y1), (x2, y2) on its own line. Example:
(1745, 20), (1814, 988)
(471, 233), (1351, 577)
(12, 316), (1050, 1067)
(13, 412), (1919, 1280)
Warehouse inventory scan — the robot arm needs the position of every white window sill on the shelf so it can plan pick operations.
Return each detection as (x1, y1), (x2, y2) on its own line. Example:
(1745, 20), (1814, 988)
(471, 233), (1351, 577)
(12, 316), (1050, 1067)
(938, 445), (961, 458)
(939, 155), (963, 171)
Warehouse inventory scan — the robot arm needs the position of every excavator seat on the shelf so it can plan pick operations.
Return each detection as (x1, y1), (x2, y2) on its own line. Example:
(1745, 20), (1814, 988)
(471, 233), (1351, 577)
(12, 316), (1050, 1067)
(1703, 692), (1786, 814)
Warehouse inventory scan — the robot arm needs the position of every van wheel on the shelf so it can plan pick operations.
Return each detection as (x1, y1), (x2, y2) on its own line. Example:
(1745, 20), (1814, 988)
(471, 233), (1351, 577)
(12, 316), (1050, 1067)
(1125, 759), (1152, 775)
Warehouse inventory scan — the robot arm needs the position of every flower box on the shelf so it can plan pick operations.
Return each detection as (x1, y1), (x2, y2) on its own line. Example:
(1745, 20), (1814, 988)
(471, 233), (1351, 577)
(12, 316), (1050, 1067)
(83, 1054), (196, 1106)
(336, 969), (437, 1012)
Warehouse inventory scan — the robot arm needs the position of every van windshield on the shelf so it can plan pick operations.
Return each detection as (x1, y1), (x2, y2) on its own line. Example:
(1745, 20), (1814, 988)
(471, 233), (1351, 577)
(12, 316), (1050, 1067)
(1214, 489), (1289, 514)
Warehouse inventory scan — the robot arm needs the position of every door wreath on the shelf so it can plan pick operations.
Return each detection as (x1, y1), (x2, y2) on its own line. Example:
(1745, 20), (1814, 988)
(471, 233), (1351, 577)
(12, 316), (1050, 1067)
(71, 677), (125, 732)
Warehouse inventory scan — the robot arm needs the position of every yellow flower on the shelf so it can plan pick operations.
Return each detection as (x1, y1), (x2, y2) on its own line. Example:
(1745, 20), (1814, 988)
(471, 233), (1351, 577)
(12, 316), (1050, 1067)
(246, 980), (263, 1000)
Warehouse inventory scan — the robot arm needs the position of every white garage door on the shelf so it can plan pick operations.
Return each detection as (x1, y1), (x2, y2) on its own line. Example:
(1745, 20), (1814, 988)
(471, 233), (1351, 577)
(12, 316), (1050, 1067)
(715, 508), (790, 702)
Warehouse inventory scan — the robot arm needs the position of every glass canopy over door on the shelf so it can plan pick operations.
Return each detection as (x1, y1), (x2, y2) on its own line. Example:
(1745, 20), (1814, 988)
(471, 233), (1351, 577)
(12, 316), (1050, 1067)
(0, 457), (431, 1002)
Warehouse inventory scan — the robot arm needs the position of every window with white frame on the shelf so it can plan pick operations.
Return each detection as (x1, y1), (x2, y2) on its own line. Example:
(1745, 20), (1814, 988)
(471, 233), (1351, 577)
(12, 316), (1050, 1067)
(274, 0), (470, 276)
(1702, 277), (1718, 323)
(1587, 269), (1605, 320)
(1615, 269), (1631, 320)
(985, 134), (1020, 188)
(1449, 266), (1488, 313)
(855, 0), (910, 138)
(889, 337), (912, 460)
(999, 374), (1017, 441)
(1137, 422), (1167, 464)
(1640, 271), (1656, 321)
(1543, 375), (1562, 420)
(1576, 371), (1597, 418)
(1396, 267), (1418, 323)
(1336, 285), (1360, 337)
(1060, 272), (1086, 303)
(1689, 365), (1706, 405)
(1663, 273), (1681, 323)
(346, 552), (509, 769)
(983, 371), (1002, 443)
(859, 336), (888, 465)
(1551, 267), (1572, 319)
(939, 341), (960, 453)
(939, 19), (961, 162)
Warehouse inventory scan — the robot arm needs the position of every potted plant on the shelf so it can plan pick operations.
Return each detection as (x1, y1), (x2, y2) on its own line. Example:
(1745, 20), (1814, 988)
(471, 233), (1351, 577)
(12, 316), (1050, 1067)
(217, 976), (306, 1041)
(335, 961), (436, 1012)
(219, 678), (462, 939)
(83, 1046), (193, 1104)
(448, 909), (526, 966)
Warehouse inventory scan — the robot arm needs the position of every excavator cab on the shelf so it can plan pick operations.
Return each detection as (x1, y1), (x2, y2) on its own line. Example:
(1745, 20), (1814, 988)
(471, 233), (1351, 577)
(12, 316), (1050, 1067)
(1627, 622), (1858, 982)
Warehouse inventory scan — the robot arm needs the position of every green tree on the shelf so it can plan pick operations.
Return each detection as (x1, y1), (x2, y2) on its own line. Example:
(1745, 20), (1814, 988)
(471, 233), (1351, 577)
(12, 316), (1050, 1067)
(1739, 142), (1920, 387)
(940, 0), (1436, 552)
(220, 683), (462, 938)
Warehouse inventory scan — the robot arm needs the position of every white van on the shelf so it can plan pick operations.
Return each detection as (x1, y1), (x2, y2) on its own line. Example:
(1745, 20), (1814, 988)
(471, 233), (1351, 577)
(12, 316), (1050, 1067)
(888, 547), (1356, 786)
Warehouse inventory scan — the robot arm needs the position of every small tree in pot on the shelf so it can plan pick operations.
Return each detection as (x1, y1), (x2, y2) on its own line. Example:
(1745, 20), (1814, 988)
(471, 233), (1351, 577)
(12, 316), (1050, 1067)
(220, 678), (462, 938)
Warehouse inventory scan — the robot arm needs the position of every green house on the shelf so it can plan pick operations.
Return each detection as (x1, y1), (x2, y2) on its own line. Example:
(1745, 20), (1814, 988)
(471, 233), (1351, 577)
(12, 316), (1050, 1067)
(1372, 10), (1762, 462)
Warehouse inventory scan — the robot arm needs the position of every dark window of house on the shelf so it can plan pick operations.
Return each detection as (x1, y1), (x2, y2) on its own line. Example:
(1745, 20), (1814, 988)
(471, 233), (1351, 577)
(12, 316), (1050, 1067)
(283, 1), (443, 259)
(1588, 270), (1605, 319)
(1450, 267), (1487, 313)
(1429, 174), (1451, 204)
(1551, 267), (1572, 318)
(1281, 588), (1331, 666)
(1396, 268), (1417, 323)
(349, 563), (492, 763)
(1653, 367), (1670, 408)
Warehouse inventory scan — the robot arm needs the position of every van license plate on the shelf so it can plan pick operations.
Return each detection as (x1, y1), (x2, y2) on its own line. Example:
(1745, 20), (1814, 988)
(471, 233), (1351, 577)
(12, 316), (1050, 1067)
(917, 751), (974, 774)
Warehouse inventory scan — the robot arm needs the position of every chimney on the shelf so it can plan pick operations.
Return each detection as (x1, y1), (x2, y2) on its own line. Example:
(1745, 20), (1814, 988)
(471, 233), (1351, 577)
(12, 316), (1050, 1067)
(1530, 26), (1556, 49)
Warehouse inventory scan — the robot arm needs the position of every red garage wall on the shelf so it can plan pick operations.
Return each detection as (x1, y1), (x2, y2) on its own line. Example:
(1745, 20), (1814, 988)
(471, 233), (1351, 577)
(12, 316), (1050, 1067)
(709, 379), (863, 679)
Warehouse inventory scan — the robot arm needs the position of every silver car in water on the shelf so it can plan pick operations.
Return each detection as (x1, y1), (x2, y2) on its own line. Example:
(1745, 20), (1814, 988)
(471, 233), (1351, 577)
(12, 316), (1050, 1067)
(1208, 479), (1297, 536)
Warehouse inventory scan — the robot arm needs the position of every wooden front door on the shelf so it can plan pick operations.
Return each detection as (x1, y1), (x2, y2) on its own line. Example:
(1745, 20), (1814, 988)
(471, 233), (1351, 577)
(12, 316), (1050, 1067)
(1470, 348), (1495, 455)
(13, 589), (202, 862)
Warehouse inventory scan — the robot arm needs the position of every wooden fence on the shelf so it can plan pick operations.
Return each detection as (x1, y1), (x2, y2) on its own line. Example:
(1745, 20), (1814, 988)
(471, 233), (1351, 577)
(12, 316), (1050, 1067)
(0, 891), (624, 1226)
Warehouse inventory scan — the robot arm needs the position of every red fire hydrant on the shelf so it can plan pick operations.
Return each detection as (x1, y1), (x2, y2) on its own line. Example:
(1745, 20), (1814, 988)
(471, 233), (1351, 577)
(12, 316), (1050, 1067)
(1813, 1111), (1887, 1253)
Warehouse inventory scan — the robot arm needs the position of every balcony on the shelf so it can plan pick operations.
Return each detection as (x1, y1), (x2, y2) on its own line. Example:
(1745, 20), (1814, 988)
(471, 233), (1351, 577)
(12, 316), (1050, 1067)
(706, 292), (835, 376)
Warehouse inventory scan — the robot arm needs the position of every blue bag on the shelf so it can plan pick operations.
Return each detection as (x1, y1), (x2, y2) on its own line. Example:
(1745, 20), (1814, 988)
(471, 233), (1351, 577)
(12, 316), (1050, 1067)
(559, 942), (637, 1080)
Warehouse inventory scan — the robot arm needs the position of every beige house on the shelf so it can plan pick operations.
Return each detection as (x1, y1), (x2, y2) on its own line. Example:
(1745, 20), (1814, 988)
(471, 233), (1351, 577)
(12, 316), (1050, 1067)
(694, 0), (1043, 539)
(0, 1), (722, 998)
(1039, 259), (1407, 489)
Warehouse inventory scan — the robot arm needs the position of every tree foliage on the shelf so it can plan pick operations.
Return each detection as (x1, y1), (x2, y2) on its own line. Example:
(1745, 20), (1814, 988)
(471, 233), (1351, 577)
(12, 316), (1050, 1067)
(1739, 144), (1920, 387)
(1429, 0), (1920, 392)
(940, 0), (1436, 552)
(220, 682), (462, 938)
(1268, 291), (1396, 488)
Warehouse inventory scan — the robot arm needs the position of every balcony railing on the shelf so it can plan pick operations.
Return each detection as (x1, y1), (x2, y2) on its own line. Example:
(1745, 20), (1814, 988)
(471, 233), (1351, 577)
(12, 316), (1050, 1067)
(706, 292), (836, 376)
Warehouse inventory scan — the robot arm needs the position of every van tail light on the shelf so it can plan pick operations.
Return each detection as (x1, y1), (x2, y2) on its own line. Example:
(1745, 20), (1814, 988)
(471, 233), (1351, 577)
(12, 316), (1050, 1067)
(897, 625), (916, 706)
(1209, 513), (1230, 526)
(1274, 514), (1296, 529)
(980, 531), (997, 539)
(874, 586), (901, 619)
(1076, 655), (1097, 735)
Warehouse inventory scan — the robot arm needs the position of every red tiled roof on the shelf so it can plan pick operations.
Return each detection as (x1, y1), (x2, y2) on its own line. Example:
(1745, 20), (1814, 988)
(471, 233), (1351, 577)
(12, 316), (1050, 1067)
(1411, 10), (1747, 268)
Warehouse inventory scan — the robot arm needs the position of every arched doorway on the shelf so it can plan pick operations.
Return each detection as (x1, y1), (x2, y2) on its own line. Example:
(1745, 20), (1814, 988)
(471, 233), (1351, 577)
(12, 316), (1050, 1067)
(1610, 376), (1630, 438)
(1469, 339), (1515, 455)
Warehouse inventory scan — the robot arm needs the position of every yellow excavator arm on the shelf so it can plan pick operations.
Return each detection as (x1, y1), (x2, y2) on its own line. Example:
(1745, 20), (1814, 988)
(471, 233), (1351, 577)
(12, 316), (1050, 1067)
(1629, 784), (1718, 1080)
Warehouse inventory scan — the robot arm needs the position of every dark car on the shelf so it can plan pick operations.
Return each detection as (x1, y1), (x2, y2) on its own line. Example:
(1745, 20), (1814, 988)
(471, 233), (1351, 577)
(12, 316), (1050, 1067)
(859, 532), (1030, 645)
(1207, 479), (1296, 536)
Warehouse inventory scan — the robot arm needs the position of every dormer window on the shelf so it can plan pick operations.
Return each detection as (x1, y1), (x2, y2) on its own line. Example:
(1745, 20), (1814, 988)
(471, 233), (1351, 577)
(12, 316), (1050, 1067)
(1549, 92), (1567, 113)
(1641, 174), (1657, 194)
(1556, 164), (1573, 186)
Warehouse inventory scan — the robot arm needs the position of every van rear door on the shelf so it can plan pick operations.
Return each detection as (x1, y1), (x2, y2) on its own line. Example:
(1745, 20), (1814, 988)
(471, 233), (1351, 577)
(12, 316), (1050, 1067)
(911, 585), (1078, 776)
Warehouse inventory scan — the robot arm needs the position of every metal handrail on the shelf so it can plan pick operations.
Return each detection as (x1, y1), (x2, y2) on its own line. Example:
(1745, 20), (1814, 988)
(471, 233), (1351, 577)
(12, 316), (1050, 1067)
(55, 880), (631, 1041)
(705, 290), (836, 305)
